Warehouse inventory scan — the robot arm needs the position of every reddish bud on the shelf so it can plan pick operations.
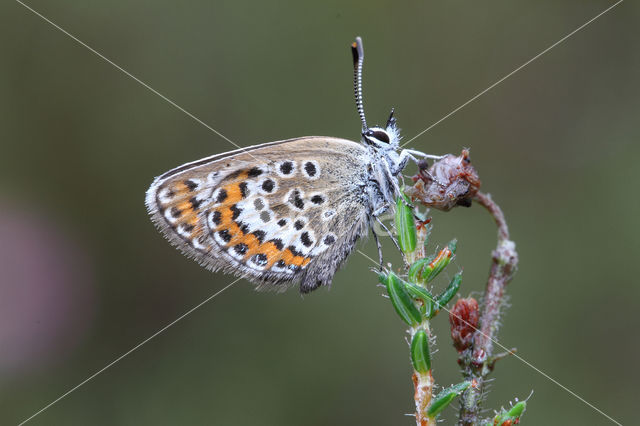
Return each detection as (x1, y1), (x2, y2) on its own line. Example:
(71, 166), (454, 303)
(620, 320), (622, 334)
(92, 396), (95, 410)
(449, 297), (479, 352)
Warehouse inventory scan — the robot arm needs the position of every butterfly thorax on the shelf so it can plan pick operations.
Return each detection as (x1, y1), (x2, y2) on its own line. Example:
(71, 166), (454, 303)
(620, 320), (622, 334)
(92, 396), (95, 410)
(361, 123), (407, 213)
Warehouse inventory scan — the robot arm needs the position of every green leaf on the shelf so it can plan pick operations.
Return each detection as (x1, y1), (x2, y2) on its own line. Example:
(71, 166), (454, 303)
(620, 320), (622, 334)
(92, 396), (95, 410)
(410, 330), (431, 373)
(427, 381), (472, 418)
(436, 271), (462, 310)
(408, 256), (434, 283)
(423, 239), (457, 283)
(493, 401), (527, 425)
(403, 281), (436, 319)
(395, 196), (417, 254)
(507, 401), (526, 418)
(381, 272), (422, 326)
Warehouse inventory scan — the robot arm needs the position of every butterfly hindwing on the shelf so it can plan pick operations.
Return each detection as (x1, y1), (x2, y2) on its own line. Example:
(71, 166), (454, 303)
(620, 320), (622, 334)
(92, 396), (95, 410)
(145, 137), (372, 292)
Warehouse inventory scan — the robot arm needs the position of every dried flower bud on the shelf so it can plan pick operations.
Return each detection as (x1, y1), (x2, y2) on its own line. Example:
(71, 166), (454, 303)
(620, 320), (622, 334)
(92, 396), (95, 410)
(449, 297), (479, 352)
(407, 149), (481, 211)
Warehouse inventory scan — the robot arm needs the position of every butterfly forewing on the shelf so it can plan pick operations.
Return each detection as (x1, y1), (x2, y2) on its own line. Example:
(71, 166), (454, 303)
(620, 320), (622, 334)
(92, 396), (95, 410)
(146, 137), (372, 292)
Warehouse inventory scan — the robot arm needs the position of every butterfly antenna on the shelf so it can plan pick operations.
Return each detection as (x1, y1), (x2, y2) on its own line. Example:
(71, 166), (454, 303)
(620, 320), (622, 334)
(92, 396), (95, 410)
(351, 37), (367, 131)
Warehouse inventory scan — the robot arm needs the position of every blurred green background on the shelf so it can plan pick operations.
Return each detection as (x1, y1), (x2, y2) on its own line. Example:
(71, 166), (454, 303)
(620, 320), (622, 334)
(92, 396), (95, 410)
(2, 0), (639, 424)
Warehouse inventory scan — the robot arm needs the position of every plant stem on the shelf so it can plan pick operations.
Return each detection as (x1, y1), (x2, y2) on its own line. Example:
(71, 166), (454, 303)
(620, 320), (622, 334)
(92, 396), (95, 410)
(410, 224), (436, 425)
(413, 369), (436, 426)
(457, 192), (519, 425)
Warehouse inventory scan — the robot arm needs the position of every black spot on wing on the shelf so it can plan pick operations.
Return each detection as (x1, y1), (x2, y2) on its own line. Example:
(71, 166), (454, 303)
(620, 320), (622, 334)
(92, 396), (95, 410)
(230, 205), (242, 220)
(304, 162), (317, 177)
(184, 180), (198, 191)
(189, 197), (204, 210)
(239, 222), (250, 234)
(248, 167), (263, 177)
(280, 161), (293, 175)
(288, 245), (304, 257)
(239, 182), (248, 198)
(216, 189), (228, 203)
(269, 238), (284, 250)
(234, 243), (248, 255)
(261, 179), (275, 192)
(211, 210), (221, 226)
(252, 230), (266, 243)
(300, 232), (313, 247)
(288, 190), (304, 210)
(252, 253), (268, 266)
(218, 229), (232, 243)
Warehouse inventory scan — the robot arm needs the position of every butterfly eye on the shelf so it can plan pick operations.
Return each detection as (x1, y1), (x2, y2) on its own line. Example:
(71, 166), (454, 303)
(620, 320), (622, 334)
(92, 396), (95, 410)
(364, 128), (390, 144)
(372, 130), (390, 143)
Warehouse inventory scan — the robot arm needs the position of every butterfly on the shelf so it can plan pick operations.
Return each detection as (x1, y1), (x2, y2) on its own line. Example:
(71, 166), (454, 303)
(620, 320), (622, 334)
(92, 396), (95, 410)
(145, 37), (439, 293)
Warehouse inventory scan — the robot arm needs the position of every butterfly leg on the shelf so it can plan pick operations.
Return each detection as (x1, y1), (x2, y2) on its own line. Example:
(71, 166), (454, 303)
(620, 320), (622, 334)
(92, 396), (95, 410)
(401, 149), (445, 162)
(372, 226), (384, 270)
(379, 160), (414, 209)
(397, 149), (449, 187)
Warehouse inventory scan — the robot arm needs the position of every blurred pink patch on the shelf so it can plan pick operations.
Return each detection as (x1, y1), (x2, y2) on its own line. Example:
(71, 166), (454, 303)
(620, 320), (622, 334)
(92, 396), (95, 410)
(0, 200), (95, 378)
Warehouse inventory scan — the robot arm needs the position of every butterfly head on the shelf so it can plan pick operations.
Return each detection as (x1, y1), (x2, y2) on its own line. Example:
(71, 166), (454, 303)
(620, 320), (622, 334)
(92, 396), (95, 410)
(362, 108), (401, 149)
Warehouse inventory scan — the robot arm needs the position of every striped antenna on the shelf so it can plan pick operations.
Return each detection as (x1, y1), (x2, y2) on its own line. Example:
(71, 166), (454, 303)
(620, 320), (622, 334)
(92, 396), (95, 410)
(351, 37), (367, 131)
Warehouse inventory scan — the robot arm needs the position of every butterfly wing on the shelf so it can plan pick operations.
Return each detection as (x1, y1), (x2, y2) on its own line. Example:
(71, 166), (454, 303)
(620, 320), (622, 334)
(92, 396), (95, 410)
(145, 136), (372, 293)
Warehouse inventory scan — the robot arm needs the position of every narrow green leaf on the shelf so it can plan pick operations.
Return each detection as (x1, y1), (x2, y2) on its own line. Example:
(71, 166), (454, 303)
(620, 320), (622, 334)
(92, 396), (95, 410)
(410, 330), (431, 373)
(384, 272), (422, 326)
(403, 281), (435, 319)
(423, 240), (457, 283)
(448, 238), (458, 254)
(427, 381), (472, 417)
(395, 196), (417, 254)
(408, 256), (434, 283)
(436, 271), (462, 310)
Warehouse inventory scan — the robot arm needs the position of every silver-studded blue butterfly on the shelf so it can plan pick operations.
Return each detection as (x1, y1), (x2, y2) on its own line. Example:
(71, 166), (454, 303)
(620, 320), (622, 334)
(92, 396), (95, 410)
(145, 37), (440, 293)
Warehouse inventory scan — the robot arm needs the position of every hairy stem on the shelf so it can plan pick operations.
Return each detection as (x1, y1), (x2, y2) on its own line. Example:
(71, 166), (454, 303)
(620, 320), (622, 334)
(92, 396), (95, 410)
(413, 370), (436, 426)
(458, 192), (519, 425)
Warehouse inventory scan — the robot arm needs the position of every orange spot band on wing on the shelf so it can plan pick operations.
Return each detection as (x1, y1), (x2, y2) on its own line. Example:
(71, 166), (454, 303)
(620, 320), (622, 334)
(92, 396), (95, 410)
(281, 248), (308, 267)
(238, 233), (260, 251)
(218, 170), (249, 207)
(245, 241), (281, 269)
(212, 199), (313, 270)
(222, 184), (243, 205)
(175, 201), (193, 215)
(173, 182), (190, 193)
